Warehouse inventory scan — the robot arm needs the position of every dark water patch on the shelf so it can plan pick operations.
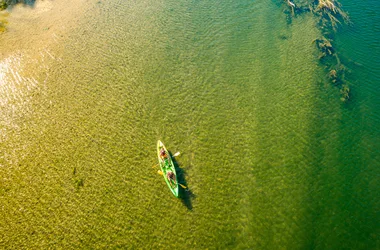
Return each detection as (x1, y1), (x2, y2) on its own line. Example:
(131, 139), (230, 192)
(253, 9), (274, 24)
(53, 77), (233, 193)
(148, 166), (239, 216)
(177, 168), (195, 210)
(278, 34), (289, 40)
(1, 0), (36, 10)
(169, 150), (194, 210)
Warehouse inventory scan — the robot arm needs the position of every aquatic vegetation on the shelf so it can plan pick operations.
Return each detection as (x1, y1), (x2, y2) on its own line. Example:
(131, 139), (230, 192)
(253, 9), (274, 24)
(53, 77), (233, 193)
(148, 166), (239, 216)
(0, 13), (7, 33)
(0, 0), (36, 10)
(316, 1), (350, 21)
(329, 69), (337, 83)
(282, 0), (350, 31)
(282, 0), (352, 102)
(0, 1), (9, 33)
(0, 1), (8, 11)
(314, 37), (334, 57)
(0, 0), (37, 33)
(313, 0), (351, 33)
(317, 0), (337, 12)
(340, 84), (350, 102)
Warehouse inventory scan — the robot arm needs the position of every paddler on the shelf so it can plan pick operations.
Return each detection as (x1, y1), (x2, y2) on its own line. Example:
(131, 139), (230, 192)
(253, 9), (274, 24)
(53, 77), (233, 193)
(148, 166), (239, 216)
(167, 171), (176, 186)
(159, 148), (167, 160)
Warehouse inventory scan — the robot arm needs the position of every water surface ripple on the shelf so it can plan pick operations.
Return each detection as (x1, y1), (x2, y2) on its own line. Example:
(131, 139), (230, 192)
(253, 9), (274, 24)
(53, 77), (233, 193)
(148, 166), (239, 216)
(0, 0), (378, 249)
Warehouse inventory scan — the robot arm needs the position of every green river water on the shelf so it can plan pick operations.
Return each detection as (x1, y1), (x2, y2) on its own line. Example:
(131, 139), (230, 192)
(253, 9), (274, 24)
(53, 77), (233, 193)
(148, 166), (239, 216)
(0, 0), (378, 249)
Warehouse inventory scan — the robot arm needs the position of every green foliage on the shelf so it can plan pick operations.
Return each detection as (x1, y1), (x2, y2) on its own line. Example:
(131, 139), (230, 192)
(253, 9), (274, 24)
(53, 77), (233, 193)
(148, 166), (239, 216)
(0, 1), (9, 33)
(0, 1), (8, 11)
(1, 0), (37, 10)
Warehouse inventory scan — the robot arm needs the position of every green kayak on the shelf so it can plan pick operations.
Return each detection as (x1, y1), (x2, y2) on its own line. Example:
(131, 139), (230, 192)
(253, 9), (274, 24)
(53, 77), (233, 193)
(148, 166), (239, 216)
(157, 140), (179, 198)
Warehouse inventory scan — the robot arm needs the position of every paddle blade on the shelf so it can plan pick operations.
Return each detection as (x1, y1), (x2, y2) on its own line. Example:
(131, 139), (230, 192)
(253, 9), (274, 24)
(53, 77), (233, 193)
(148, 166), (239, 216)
(179, 183), (187, 189)
(157, 170), (163, 175)
(172, 152), (180, 157)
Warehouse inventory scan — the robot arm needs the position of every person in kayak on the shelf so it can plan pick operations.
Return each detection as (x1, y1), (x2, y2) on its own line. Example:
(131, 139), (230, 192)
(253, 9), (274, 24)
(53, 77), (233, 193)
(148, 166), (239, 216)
(159, 148), (167, 160)
(167, 171), (176, 186)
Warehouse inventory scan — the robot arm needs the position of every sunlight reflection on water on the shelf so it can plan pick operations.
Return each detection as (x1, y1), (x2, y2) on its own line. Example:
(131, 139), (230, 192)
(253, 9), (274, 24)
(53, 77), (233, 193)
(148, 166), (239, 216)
(0, 54), (38, 145)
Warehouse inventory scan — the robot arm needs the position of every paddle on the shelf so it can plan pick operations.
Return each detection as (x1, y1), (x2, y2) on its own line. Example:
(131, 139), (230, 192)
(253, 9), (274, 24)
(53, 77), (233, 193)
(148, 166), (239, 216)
(172, 152), (180, 157)
(157, 170), (187, 189)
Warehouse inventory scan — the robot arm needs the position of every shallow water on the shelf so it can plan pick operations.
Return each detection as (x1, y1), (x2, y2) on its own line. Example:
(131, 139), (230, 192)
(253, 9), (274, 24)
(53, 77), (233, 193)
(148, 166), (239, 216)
(0, 0), (379, 249)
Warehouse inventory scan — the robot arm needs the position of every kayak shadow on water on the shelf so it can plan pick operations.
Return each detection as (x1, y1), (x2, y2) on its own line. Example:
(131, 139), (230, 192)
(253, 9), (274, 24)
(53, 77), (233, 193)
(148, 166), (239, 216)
(170, 151), (195, 210)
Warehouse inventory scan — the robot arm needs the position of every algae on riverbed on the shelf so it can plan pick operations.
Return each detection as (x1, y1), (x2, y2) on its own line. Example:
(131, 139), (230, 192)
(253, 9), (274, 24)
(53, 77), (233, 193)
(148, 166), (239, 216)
(282, 0), (352, 102)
